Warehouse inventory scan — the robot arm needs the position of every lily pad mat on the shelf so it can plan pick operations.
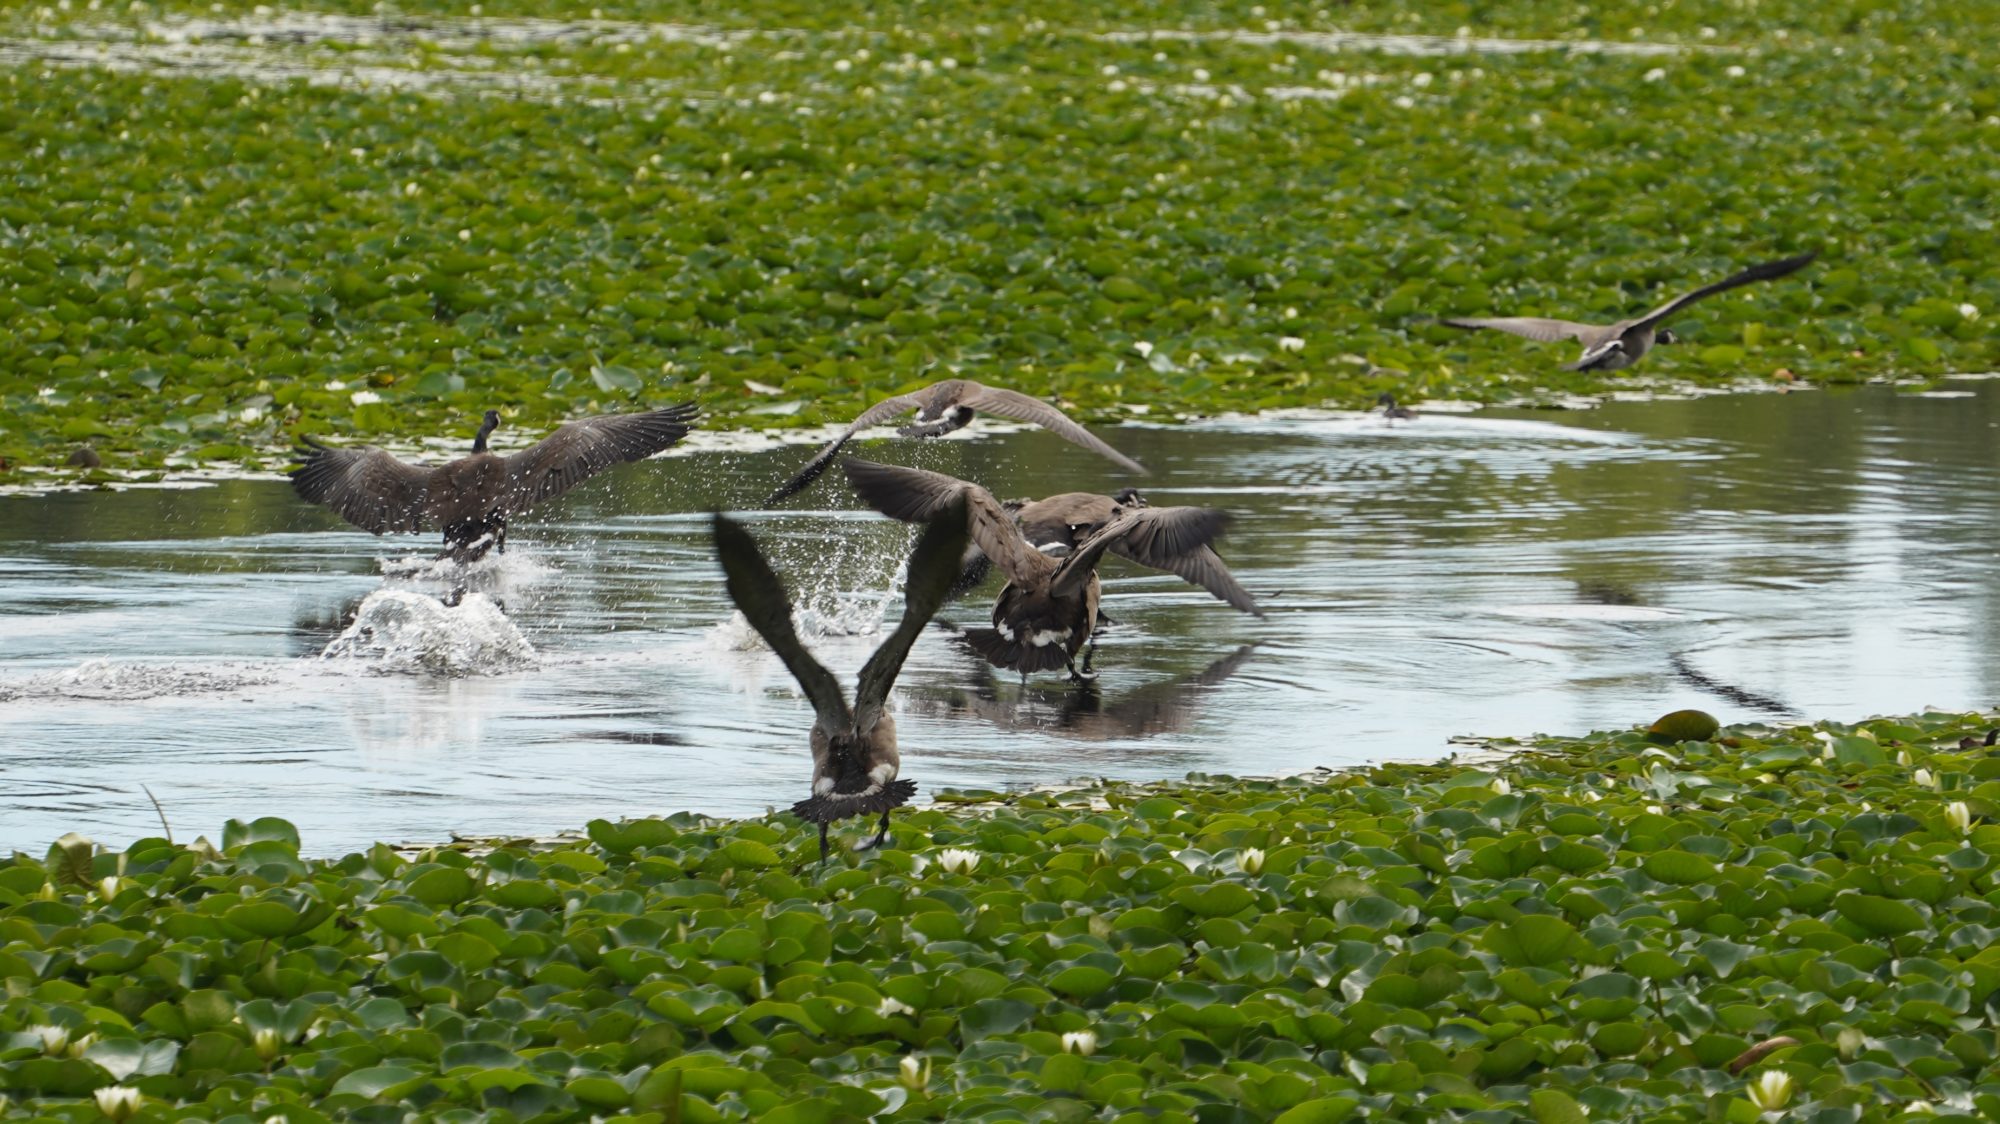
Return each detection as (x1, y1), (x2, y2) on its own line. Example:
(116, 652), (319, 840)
(0, 0), (1995, 470)
(6, 709), (2000, 1120)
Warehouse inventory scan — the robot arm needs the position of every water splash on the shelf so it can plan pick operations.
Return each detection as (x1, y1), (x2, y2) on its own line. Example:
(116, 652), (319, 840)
(321, 590), (536, 676)
(0, 658), (276, 702)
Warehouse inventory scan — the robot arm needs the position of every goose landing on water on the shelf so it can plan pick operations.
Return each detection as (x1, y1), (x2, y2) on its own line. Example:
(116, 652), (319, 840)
(1442, 251), (1817, 372)
(290, 403), (698, 563)
(842, 459), (1260, 683)
(712, 500), (971, 866)
(765, 379), (1145, 504)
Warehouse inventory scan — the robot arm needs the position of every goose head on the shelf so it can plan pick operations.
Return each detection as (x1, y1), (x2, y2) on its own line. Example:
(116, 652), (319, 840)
(472, 410), (501, 453)
(1112, 487), (1147, 509)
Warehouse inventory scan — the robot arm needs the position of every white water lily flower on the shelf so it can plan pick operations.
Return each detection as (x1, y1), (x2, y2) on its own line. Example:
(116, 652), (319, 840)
(30, 1025), (68, 1055)
(1393, 96), (1415, 109)
(1489, 777), (1512, 796)
(1132, 341), (1154, 359)
(402, 181), (420, 197)
(239, 406), (263, 423)
(1061, 1029), (1098, 1056)
(94, 1086), (143, 1121)
(1914, 768), (1937, 789)
(350, 390), (382, 406)
(1726, 64), (1746, 77)
(1897, 750), (1912, 766)
(1961, 303), (1980, 321)
(1644, 67), (1667, 81)
(1947, 802), (1974, 834)
(1745, 1069), (1793, 1110)
(898, 1054), (931, 1090)
(936, 848), (980, 875)
(1239, 848), (1266, 875)
(253, 1026), (283, 1060)
(1837, 1027), (1866, 1058)
(1278, 336), (1306, 353)
(877, 996), (916, 1018)
(834, 58), (851, 72)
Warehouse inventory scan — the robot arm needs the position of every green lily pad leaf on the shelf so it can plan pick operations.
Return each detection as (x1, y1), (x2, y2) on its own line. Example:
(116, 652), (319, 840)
(1170, 883), (1257, 917)
(406, 866), (477, 907)
(1482, 914), (1579, 967)
(1835, 892), (1929, 935)
(1529, 1089), (1589, 1124)
(221, 816), (301, 851)
(1272, 1096), (1360, 1124)
(330, 1065), (428, 1099)
(1648, 709), (1720, 742)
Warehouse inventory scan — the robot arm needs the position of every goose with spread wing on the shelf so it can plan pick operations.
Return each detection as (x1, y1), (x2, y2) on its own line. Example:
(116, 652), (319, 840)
(1442, 251), (1816, 372)
(290, 403), (698, 562)
(766, 379), (1144, 503)
(843, 459), (1259, 682)
(713, 501), (970, 865)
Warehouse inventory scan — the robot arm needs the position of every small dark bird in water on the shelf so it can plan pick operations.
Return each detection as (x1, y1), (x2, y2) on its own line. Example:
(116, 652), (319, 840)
(766, 379), (1145, 504)
(1958, 729), (2000, 751)
(844, 459), (1260, 682)
(290, 403), (698, 563)
(1442, 251), (1817, 372)
(712, 500), (971, 865)
(67, 446), (102, 469)
(1375, 392), (1417, 421)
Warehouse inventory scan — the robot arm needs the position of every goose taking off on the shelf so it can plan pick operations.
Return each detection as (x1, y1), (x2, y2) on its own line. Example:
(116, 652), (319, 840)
(843, 459), (1259, 682)
(1442, 251), (1816, 372)
(712, 501), (971, 865)
(291, 403), (699, 563)
(766, 379), (1145, 504)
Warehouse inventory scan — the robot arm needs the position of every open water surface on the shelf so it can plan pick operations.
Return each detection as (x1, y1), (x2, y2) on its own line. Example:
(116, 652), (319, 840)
(3, 383), (1998, 852)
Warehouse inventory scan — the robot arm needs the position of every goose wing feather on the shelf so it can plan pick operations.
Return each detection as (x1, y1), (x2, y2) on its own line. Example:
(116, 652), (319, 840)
(712, 513), (852, 733)
(501, 403), (697, 512)
(1630, 251), (1818, 330)
(1439, 316), (1601, 343)
(842, 459), (1054, 585)
(854, 493), (972, 728)
(959, 384), (1146, 473)
(764, 392), (928, 503)
(289, 441), (436, 534)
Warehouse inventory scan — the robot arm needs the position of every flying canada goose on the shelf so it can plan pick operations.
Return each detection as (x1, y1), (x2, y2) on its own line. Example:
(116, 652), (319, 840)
(291, 403), (698, 563)
(1441, 251), (1817, 372)
(766, 379), (1145, 504)
(711, 501), (971, 865)
(1375, 392), (1417, 420)
(843, 459), (1260, 682)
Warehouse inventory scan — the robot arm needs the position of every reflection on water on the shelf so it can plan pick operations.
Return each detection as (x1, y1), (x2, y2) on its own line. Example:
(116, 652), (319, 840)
(3, 383), (1999, 852)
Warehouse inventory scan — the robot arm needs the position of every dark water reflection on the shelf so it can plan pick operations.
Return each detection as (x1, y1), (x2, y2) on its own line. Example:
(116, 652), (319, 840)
(3, 382), (1998, 852)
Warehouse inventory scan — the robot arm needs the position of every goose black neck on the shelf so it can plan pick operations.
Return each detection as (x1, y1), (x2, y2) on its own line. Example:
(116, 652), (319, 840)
(472, 411), (500, 453)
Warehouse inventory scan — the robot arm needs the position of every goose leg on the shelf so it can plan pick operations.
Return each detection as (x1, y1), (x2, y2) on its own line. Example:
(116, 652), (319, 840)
(817, 822), (830, 867)
(1065, 652), (1098, 684)
(854, 810), (892, 852)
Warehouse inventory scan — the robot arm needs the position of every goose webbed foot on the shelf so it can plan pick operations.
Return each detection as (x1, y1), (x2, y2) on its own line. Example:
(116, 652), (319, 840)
(1066, 654), (1099, 685)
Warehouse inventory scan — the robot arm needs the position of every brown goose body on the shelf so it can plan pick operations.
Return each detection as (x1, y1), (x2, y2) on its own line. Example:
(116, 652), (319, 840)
(712, 501), (971, 864)
(843, 459), (1259, 682)
(291, 403), (698, 562)
(1442, 252), (1816, 372)
(767, 378), (1145, 504)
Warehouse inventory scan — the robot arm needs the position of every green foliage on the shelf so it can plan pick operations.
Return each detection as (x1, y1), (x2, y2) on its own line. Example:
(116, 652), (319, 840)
(1, 0), (1995, 471)
(5, 711), (2000, 1119)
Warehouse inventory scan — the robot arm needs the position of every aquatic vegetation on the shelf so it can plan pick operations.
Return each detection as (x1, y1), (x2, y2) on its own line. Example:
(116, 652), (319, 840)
(0, 0), (1995, 470)
(5, 709), (2000, 1119)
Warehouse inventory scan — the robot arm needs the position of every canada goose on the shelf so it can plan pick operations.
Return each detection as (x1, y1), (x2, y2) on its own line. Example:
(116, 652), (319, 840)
(291, 403), (698, 563)
(1442, 251), (1817, 372)
(1375, 393), (1417, 420)
(712, 501), (971, 865)
(843, 459), (1259, 682)
(766, 379), (1145, 504)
